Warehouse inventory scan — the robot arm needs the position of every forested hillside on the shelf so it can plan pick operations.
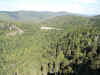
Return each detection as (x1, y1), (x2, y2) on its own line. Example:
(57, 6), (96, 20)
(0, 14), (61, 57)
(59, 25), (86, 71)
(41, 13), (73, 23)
(0, 12), (100, 75)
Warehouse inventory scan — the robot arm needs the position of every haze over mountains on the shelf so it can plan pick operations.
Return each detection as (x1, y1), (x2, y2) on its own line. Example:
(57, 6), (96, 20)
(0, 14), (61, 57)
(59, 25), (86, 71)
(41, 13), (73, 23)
(0, 11), (98, 23)
(0, 11), (70, 22)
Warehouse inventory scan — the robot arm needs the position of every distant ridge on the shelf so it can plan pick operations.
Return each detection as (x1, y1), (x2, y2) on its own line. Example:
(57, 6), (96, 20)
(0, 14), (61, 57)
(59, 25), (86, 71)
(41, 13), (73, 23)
(0, 11), (71, 22)
(0, 11), (91, 23)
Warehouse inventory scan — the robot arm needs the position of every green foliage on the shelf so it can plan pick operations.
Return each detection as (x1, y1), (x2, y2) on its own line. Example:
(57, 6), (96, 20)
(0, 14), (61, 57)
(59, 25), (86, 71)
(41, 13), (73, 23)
(0, 13), (100, 75)
(45, 27), (100, 75)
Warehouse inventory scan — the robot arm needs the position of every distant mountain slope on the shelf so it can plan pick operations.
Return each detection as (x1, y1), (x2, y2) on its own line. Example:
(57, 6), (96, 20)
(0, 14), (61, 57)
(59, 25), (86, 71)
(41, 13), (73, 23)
(90, 15), (100, 29)
(40, 15), (93, 29)
(0, 11), (72, 22)
(0, 11), (99, 29)
(93, 15), (100, 18)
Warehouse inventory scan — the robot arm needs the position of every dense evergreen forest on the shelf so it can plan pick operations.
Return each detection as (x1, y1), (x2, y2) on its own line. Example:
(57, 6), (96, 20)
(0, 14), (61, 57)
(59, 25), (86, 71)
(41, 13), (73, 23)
(0, 11), (100, 75)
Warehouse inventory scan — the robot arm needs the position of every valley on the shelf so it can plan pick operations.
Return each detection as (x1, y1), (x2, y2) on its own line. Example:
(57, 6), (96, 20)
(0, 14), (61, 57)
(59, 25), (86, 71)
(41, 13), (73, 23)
(0, 11), (100, 75)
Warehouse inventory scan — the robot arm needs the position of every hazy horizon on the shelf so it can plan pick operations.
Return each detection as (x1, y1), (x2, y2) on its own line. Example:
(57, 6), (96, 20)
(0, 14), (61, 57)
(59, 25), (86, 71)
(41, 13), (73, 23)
(0, 0), (100, 15)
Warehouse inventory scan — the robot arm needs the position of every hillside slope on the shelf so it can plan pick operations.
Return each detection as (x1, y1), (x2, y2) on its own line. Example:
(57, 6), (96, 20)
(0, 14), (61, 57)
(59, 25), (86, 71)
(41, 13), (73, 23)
(0, 13), (100, 75)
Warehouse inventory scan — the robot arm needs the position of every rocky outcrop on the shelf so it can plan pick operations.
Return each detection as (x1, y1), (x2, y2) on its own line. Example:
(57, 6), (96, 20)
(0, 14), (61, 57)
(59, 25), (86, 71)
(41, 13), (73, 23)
(6, 24), (24, 36)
